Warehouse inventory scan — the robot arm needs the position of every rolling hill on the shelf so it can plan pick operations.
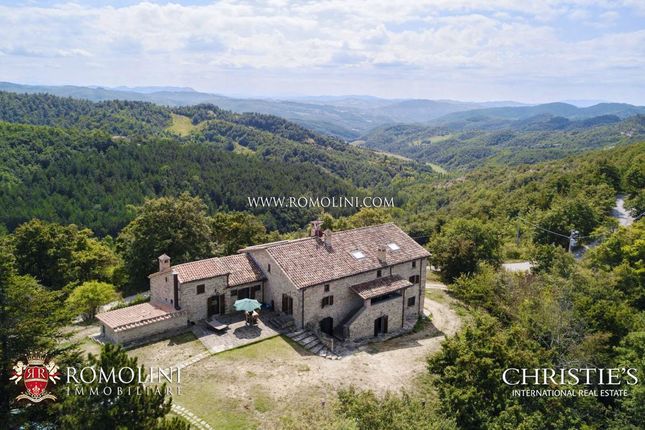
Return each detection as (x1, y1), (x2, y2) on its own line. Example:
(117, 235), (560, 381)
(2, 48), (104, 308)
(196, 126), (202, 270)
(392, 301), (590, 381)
(0, 91), (431, 235)
(359, 114), (645, 169)
(0, 82), (525, 139)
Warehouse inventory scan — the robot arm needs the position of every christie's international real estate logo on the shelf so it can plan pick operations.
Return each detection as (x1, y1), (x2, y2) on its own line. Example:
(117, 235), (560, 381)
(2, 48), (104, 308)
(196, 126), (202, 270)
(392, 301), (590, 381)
(10, 353), (61, 403)
(502, 367), (639, 398)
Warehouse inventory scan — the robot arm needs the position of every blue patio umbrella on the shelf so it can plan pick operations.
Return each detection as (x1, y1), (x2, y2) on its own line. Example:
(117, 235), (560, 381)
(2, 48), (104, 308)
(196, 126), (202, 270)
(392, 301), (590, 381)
(234, 298), (262, 312)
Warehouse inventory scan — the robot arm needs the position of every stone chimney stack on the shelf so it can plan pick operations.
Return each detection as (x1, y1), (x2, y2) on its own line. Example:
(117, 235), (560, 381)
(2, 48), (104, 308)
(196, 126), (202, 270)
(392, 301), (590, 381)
(376, 246), (387, 264)
(158, 254), (171, 272)
(323, 229), (332, 248)
(310, 220), (323, 238)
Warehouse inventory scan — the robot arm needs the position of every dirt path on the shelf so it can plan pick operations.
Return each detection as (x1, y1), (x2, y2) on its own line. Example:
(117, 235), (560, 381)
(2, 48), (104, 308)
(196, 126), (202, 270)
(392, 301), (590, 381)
(232, 288), (463, 397)
(424, 294), (462, 337)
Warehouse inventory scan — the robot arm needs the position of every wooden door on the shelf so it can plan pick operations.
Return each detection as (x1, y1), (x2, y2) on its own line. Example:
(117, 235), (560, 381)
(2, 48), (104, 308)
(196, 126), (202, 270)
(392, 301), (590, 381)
(218, 294), (226, 314)
(207, 295), (219, 318)
(282, 294), (293, 315)
(374, 316), (388, 336)
(208, 294), (226, 317)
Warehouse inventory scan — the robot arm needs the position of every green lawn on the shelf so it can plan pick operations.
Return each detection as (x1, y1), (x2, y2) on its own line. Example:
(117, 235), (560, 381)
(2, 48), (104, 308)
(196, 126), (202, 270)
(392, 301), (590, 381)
(216, 335), (306, 361)
(174, 335), (314, 430)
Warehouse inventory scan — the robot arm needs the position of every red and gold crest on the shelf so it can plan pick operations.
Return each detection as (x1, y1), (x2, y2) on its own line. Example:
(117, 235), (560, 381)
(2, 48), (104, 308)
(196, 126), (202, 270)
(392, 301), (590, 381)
(10, 353), (61, 403)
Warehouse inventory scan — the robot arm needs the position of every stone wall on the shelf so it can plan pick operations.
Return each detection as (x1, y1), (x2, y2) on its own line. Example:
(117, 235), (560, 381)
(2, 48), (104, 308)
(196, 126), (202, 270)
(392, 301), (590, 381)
(244, 248), (428, 335)
(302, 269), (373, 333)
(180, 276), (228, 322)
(390, 258), (426, 320)
(347, 294), (404, 341)
(246, 250), (300, 324)
(150, 269), (175, 307)
(103, 312), (188, 345)
(302, 257), (426, 336)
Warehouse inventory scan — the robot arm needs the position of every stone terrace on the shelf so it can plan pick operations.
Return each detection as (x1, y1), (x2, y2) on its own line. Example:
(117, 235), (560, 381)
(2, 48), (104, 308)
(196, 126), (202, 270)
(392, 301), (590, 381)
(191, 312), (281, 354)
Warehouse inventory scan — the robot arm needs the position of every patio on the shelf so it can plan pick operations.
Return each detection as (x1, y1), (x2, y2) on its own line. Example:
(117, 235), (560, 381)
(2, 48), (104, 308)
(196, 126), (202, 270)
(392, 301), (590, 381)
(191, 311), (281, 354)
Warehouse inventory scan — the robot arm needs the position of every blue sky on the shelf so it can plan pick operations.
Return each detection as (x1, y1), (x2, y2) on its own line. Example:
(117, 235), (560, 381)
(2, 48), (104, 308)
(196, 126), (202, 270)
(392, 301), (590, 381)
(1, 1), (644, 103)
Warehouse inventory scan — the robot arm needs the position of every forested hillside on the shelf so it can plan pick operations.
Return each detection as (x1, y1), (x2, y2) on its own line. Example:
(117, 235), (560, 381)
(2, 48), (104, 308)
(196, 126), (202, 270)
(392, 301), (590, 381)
(359, 114), (645, 169)
(0, 92), (428, 235)
(0, 91), (172, 136)
(389, 141), (644, 253)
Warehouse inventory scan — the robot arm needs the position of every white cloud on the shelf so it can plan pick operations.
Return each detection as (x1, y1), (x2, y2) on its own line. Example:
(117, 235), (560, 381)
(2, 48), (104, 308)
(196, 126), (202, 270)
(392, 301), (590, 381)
(0, 0), (643, 102)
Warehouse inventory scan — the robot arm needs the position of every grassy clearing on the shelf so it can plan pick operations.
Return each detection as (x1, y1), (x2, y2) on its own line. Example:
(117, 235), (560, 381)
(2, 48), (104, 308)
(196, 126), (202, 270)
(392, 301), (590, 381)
(426, 270), (442, 283)
(216, 335), (305, 361)
(167, 113), (207, 136)
(426, 162), (448, 174)
(127, 332), (206, 368)
(64, 321), (102, 357)
(425, 289), (448, 304)
(233, 142), (255, 155)
(174, 335), (311, 429)
(428, 133), (454, 144)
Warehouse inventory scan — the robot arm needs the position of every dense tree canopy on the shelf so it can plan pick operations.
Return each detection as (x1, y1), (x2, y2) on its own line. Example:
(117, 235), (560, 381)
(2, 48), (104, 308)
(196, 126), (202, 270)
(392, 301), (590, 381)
(211, 211), (268, 255)
(0, 242), (70, 426)
(11, 219), (121, 290)
(0, 89), (643, 429)
(117, 193), (214, 288)
(429, 218), (502, 282)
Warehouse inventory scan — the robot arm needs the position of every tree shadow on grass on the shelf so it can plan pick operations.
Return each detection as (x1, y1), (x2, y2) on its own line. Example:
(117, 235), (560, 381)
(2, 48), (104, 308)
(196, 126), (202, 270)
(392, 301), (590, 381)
(167, 332), (198, 346)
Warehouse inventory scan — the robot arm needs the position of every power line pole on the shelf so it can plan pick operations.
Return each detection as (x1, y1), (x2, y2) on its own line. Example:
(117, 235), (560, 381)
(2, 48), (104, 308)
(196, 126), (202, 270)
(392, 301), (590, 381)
(568, 230), (578, 253)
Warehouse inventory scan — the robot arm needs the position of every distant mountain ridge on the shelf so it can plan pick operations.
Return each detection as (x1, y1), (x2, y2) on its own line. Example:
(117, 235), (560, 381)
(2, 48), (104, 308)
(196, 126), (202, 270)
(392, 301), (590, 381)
(0, 82), (527, 139)
(2, 82), (643, 140)
(430, 102), (645, 128)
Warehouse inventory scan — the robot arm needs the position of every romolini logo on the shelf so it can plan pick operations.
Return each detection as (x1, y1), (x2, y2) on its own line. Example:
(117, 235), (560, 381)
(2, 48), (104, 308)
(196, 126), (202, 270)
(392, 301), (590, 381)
(10, 353), (61, 403)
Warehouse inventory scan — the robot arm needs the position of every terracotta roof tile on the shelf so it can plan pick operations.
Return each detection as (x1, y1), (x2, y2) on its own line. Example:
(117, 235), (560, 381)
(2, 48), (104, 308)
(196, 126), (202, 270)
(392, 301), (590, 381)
(170, 254), (265, 286)
(96, 302), (185, 332)
(172, 257), (228, 283)
(350, 275), (412, 300)
(218, 254), (266, 286)
(264, 223), (429, 289)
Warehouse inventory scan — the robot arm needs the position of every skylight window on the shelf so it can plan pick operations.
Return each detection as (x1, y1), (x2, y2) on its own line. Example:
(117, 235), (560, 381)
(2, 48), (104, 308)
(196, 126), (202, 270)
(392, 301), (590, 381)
(387, 243), (400, 251)
(350, 250), (366, 259)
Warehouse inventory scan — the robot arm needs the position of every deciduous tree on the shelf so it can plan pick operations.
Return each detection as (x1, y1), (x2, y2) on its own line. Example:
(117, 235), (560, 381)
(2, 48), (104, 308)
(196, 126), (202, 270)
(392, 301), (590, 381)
(429, 218), (501, 282)
(66, 281), (118, 320)
(117, 193), (214, 289)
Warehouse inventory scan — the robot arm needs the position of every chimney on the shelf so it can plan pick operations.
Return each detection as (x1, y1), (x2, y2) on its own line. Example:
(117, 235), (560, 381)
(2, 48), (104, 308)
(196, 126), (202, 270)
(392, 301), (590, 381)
(310, 220), (323, 237)
(158, 254), (171, 272)
(376, 246), (387, 264)
(323, 229), (332, 248)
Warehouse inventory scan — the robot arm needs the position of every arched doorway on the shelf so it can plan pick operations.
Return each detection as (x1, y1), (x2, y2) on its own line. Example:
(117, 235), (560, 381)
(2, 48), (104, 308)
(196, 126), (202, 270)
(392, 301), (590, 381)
(319, 317), (333, 336)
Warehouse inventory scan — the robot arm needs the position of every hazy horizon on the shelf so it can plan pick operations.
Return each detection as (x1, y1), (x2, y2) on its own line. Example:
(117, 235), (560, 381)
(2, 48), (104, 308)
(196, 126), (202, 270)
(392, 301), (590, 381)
(1, 1), (644, 104)
(2, 81), (640, 107)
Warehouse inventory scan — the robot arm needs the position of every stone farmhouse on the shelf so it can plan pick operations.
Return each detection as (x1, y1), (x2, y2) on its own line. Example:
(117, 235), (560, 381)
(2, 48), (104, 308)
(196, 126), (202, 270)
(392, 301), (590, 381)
(97, 222), (429, 345)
